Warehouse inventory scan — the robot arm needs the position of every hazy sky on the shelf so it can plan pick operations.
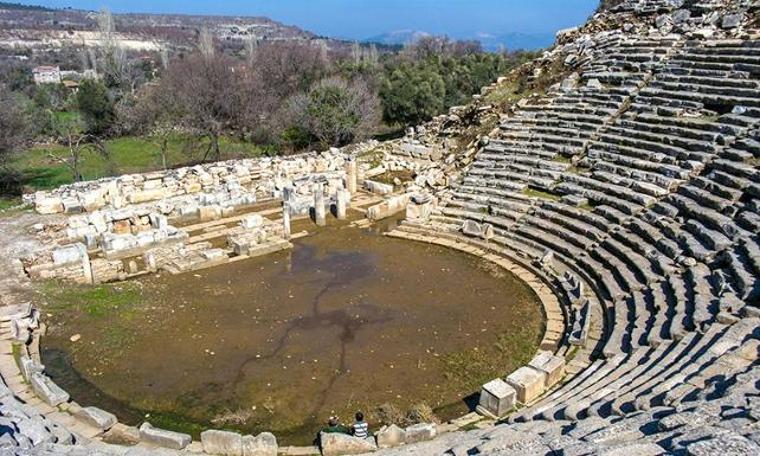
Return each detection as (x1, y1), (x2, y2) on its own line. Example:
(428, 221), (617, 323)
(34, 0), (598, 40)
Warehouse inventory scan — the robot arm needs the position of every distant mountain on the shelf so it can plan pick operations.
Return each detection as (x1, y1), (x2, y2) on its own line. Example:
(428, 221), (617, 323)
(364, 29), (554, 52)
(364, 30), (431, 46)
(476, 32), (555, 51)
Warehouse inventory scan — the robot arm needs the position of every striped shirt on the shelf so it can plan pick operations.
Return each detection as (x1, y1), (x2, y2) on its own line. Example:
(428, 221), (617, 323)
(352, 421), (369, 438)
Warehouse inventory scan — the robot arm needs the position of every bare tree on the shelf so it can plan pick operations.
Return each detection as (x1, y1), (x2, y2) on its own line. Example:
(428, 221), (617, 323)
(244, 35), (258, 67)
(96, 8), (129, 90)
(50, 118), (107, 182)
(116, 85), (179, 170)
(158, 53), (241, 161)
(198, 26), (215, 59)
(0, 88), (32, 160)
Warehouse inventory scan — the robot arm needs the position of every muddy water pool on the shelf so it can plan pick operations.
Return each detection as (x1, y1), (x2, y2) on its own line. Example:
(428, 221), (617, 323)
(41, 218), (544, 444)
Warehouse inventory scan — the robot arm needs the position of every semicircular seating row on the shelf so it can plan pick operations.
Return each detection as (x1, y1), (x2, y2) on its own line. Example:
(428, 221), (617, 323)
(392, 26), (760, 452)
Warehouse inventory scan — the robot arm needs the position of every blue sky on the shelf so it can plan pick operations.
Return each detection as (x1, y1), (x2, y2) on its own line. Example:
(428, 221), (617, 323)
(34, 0), (598, 41)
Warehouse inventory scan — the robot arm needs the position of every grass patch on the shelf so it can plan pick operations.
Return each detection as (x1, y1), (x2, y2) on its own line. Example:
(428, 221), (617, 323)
(552, 154), (573, 164)
(0, 197), (22, 212)
(439, 327), (539, 393)
(522, 187), (562, 201)
(143, 411), (208, 439)
(39, 281), (142, 319)
(12, 135), (269, 191)
(483, 80), (524, 108)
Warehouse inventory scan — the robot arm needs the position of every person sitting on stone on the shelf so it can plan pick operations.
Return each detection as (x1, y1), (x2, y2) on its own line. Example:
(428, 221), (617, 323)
(322, 416), (350, 434)
(351, 411), (369, 438)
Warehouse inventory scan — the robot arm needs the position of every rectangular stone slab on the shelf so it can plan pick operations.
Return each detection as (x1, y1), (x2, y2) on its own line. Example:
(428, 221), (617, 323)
(506, 366), (547, 404)
(528, 351), (566, 388)
(139, 422), (191, 450)
(478, 378), (516, 418)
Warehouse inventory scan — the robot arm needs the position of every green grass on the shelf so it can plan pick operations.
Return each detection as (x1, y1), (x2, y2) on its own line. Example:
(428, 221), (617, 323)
(0, 197), (21, 211)
(522, 187), (562, 201)
(40, 281), (142, 318)
(53, 111), (81, 124)
(12, 135), (269, 191)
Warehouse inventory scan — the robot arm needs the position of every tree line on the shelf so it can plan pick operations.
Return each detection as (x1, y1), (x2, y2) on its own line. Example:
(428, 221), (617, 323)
(0, 15), (536, 190)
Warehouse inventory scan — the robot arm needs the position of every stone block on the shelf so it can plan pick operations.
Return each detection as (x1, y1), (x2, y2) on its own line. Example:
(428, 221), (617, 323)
(404, 423), (436, 444)
(30, 373), (70, 407)
(365, 180), (394, 195)
(16, 417), (54, 446)
(506, 366), (547, 404)
(241, 214), (264, 229)
(128, 189), (166, 204)
(19, 356), (44, 381)
(528, 351), (565, 388)
(376, 424), (406, 449)
(242, 432), (277, 456)
(104, 423), (140, 445)
(477, 378), (516, 418)
(52, 244), (83, 266)
(201, 429), (243, 456)
(199, 205), (222, 222)
(81, 191), (105, 212)
(35, 196), (64, 214)
(139, 422), (191, 450)
(75, 406), (117, 431)
(320, 432), (377, 456)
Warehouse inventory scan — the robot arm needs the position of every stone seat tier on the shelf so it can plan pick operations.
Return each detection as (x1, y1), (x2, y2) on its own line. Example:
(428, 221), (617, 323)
(532, 208), (607, 243)
(587, 140), (682, 168)
(561, 174), (656, 207)
(608, 228), (677, 277)
(606, 322), (736, 416)
(649, 79), (760, 100)
(461, 175), (526, 193)
(483, 140), (561, 157)
(597, 130), (718, 163)
(541, 201), (612, 232)
(656, 72), (760, 89)
(469, 168), (555, 189)
(584, 152), (689, 186)
(629, 318), (759, 413)
(503, 116), (607, 133)
(501, 125), (594, 141)
(477, 152), (570, 172)
(638, 86), (760, 108)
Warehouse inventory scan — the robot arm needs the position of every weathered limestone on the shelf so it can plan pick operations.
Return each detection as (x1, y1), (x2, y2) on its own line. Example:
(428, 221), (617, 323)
(242, 432), (277, 456)
(477, 378), (517, 418)
(461, 220), (494, 240)
(319, 432), (377, 456)
(345, 159), (358, 194)
(365, 180), (394, 195)
(282, 202), (292, 240)
(138, 422), (191, 450)
(405, 193), (434, 221)
(74, 407), (117, 432)
(314, 184), (327, 227)
(404, 423), (437, 444)
(376, 424), (407, 449)
(506, 366), (547, 404)
(201, 429), (243, 456)
(528, 351), (566, 388)
(367, 194), (410, 221)
(30, 373), (69, 407)
(19, 356), (44, 381)
(336, 189), (349, 220)
(241, 215), (264, 229)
